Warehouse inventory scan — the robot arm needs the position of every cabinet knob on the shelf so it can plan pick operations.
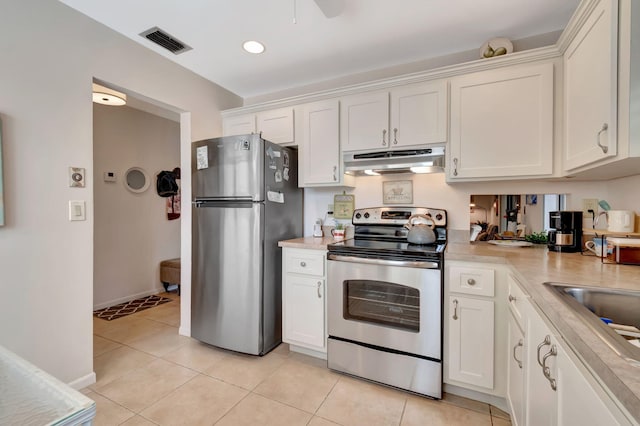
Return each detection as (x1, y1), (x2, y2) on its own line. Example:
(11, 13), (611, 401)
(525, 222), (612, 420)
(382, 129), (387, 146)
(596, 123), (609, 154)
(508, 294), (516, 302)
(467, 278), (476, 286)
(300, 261), (306, 267)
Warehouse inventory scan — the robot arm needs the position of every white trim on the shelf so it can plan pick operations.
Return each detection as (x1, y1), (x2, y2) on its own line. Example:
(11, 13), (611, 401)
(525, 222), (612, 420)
(68, 372), (96, 390)
(443, 383), (510, 414)
(221, 46), (561, 117)
(92, 287), (165, 310)
(556, 0), (602, 53)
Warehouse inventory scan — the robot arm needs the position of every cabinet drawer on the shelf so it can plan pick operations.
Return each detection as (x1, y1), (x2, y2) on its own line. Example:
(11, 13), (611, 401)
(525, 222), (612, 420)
(449, 266), (495, 297)
(286, 250), (325, 276)
(507, 274), (528, 328)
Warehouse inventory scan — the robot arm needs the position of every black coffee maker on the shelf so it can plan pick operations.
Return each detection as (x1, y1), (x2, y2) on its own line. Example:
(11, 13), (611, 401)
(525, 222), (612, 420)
(548, 211), (583, 252)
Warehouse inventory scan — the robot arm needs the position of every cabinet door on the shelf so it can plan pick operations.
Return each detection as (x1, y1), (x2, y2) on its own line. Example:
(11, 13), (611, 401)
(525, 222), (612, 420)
(283, 275), (325, 350)
(340, 91), (389, 152)
(256, 107), (295, 145)
(390, 80), (447, 148)
(525, 303), (558, 426)
(447, 296), (494, 389)
(449, 62), (554, 179)
(222, 113), (256, 136)
(564, 0), (618, 171)
(507, 314), (526, 426)
(299, 100), (341, 186)
(556, 346), (626, 426)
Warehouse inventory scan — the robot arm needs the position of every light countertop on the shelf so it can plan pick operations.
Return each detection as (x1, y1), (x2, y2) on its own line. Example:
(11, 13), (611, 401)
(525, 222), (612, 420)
(279, 237), (640, 422)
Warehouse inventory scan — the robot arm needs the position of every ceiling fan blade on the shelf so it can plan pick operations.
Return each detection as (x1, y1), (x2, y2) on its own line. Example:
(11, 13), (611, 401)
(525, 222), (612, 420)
(313, 0), (345, 18)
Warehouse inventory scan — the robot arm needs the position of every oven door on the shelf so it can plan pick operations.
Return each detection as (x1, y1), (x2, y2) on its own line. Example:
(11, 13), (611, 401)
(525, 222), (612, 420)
(327, 256), (442, 360)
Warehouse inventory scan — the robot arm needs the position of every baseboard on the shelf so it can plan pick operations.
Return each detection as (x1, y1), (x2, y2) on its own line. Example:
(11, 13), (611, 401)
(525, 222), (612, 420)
(289, 344), (327, 360)
(68, 371), (96, 390)
(93, 287), (166, 310)
(443, 383), (510, 414)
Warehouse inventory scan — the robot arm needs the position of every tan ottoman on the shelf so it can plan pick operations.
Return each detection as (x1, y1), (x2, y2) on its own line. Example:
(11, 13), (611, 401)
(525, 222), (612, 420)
(160, 258), (181, 294)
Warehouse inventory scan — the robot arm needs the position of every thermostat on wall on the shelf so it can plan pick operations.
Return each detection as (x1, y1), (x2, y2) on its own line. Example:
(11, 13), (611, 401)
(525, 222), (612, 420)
(103, 171), (117, 182)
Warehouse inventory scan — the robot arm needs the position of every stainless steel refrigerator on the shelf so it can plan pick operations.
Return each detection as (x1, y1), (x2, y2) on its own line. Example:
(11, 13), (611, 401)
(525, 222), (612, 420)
(191, 134), (303, 355)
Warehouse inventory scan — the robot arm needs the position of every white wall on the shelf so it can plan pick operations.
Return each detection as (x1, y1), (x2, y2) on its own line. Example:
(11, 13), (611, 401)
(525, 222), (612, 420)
(0, 0), (241, 386)
(93, 104), (180, 309)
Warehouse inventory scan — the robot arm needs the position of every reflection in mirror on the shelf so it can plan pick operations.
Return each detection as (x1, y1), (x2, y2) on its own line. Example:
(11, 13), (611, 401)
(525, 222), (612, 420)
(470, 194), (566, 241)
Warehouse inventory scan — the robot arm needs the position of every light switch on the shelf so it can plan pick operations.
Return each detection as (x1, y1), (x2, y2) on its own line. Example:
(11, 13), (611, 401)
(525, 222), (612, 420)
(69, 200), (86, 221)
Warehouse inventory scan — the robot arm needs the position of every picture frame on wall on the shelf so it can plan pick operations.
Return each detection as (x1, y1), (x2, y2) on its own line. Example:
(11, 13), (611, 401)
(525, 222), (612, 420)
(383, 180), (413, 204)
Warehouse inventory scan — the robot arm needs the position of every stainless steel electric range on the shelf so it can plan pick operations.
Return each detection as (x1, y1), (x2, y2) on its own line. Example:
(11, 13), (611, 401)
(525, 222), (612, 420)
(326, 206), (447, 399)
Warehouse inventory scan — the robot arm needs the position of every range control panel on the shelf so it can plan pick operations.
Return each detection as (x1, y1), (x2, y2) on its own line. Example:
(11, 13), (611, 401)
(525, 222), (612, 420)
(351, 207), (447, 227)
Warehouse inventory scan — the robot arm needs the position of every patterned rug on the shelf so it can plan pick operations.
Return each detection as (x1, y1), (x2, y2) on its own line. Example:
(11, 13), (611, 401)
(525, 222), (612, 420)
(93, 295), (172, 321)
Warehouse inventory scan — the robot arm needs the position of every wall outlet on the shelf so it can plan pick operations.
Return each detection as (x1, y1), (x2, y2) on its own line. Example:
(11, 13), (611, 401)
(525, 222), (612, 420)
(582, 198), (599, 218)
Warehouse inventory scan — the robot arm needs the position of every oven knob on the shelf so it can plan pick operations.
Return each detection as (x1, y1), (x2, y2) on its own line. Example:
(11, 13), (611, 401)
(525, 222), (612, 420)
(355, 213), (362, 219)
(363, 212), (370, 219)
(435, 213), (443, 221)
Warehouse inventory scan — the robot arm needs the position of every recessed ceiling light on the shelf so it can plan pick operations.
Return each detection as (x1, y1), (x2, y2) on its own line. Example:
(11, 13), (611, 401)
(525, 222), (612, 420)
(92, 92), (126, 106)
(243, 40), (265, 54)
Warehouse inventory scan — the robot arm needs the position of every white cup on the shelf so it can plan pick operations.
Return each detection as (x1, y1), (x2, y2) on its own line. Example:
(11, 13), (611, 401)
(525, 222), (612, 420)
(331, 228), (345, 240)
(585, 239), (607, 257)
(607, 210), (635, 233)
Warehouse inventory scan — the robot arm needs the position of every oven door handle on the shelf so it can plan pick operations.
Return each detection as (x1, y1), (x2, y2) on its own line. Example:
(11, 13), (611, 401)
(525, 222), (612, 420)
(328, 254), (439, 269)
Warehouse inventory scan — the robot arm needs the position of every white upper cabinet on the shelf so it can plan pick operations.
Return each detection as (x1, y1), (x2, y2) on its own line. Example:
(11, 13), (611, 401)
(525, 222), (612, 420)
(389, 81), (448, 148)
(448, 62), (554, 180)
(222, 113), (255, 136)
(222, 107), (295, 145)
(256, 107), (295, 145)
(564, 0), (618, 171)
(341, 81), (448, 152)
(299, 99), (353, 187)
(340, 91), (390, 152)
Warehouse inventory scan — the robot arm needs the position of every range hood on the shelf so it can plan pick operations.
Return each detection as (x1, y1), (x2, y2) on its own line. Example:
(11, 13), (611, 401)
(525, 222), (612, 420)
(343, 147), (445, 176)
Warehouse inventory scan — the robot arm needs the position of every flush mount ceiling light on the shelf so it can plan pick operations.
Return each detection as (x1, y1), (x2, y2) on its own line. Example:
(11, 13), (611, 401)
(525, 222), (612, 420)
(243, 40), (265, 54)
(92, 83), (127, 106)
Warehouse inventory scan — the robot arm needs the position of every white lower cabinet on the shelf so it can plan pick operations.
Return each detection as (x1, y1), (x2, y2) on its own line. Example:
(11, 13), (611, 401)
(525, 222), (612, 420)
(444, 262), (508, 397)
(282, 247), (327, 356)
(514, 284), (633, 426)
(447, 295), (494, 388)
(507, 313), (525, 426)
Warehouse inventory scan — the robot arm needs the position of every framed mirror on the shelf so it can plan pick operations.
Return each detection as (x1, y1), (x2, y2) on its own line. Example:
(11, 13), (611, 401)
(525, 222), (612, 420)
(124, 167), (150, 193)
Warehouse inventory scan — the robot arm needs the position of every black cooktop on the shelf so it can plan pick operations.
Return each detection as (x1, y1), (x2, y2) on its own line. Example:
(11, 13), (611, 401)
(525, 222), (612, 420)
(327, 238), (445, 262)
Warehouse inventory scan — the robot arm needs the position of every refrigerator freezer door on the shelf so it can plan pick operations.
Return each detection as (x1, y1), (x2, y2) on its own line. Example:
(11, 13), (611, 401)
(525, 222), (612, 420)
(191, 201), (263, 354)
(192, 134), (264, 201)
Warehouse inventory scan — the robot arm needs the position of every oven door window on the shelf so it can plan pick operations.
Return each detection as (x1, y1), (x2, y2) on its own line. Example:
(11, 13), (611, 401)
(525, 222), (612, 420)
(343, 280), (419, 332)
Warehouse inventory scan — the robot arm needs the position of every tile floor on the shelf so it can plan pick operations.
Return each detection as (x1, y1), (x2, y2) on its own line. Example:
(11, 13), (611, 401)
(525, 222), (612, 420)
(86, 292), (512, 426)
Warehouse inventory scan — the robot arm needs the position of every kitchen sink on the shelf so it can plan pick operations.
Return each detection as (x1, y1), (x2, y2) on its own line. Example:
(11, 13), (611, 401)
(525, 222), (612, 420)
(544, 282), (640, 365)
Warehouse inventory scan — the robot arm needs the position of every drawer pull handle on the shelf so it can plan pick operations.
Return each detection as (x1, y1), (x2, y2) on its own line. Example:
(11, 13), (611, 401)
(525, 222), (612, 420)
(597, 123), (609, 154)
(542, 345), (558, 391)
(317, 281), (322, 298)
(513, 339), (523, 369)
(537, 335), (551, 367)
(453, 157), (459, 176)
(452, 299), (459, 320)
(393, 128), (398, 145)
(333, 165), (337, 181)
(508, 294), (517, 302)
(467, 278), (476, 286)
(382, 129), (387, 146)
(300, 261), (306, 267)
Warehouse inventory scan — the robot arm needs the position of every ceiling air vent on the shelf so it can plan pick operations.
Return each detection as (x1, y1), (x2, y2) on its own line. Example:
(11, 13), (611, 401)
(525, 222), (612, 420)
(139, 27), (192, 55)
